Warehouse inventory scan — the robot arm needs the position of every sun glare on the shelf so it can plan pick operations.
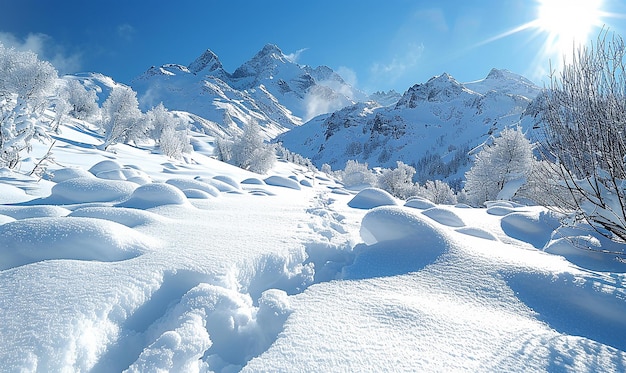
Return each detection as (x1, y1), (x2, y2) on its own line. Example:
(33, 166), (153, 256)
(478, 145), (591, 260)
(535, 0), (604, 58)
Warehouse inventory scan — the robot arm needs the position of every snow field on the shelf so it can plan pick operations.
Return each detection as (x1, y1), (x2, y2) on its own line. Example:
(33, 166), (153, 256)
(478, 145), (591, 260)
(2, 120), (626, 371)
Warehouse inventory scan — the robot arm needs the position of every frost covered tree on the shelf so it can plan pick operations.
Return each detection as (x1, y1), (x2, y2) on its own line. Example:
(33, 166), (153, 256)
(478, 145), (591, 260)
(465, 127), (534, 206)
(422, 180), (458, 205)
(215, 120), (276, 174)
(65, 79), (99, 121)
(146, 103), (192, 159)
(340, 160), (377, 188)
(100, 85), (147, 150)
(536, 31), (626, 242)
(0, 43), (57, 168)
(378, 161), (418, 199)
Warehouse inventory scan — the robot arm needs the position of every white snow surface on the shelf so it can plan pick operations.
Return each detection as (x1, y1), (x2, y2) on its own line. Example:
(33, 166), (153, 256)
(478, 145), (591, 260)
(1, 118), (626, 372)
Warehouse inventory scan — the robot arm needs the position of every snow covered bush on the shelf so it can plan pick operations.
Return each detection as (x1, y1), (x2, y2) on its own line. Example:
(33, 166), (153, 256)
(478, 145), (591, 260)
(214, 120), (276, 174)
(146, 103), (192, 159)
(0, 42), (57, 168)
(100, 85), (148, 150)
(465, 127), (534, 206)
(421, 180), (458, 205)
(64, 79), (99, 121)
(377, 161), (418, 199)
(340, 160), (377, 189)
(535, 31), (626, 242)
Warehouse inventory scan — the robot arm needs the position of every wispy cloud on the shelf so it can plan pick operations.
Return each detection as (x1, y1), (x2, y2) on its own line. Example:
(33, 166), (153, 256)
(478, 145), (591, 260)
(0, 32), (82, 74)
(284, 48), (308, 63)
(336, 66), (358, 87)
(117, 23), (136, 41)
(370, 42), (425, 82)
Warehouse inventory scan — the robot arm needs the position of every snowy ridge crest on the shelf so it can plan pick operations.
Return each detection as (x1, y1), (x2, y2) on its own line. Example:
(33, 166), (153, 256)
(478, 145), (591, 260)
(130, 43), (369, 139)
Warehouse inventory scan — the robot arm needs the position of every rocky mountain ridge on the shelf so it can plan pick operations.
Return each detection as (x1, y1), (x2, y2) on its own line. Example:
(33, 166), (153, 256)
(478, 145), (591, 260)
(278, 68), (541, 187)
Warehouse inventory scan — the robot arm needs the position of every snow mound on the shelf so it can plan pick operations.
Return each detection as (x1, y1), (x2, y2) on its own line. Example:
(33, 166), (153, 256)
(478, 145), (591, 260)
(347, 188), (397, 209)
(95, 168), (127, 180)
(0, 217), (156, 270)
(165, 178), (220, 197)
(46, 167), (94, 182)
(241, 177), (265, 185)
(0, 205), (71, 219)
(47, 177), (137, 204)
(212, 175), (241, 190)
(300, 179), (313, 187)
(455, 227), (498, 241)
(421, 207), (465, 227)
(501, 210), (560, 248)
(88, 159), (124, 175)
(544, 224), (626, 272)
(68, 206), (165, 227)
(404, 197), (436, 210)
(344, 206), (451, 279)
(545, 238), (626, 272)
(487, 206), (517, 216)
(485, 201), (518, 208)
(264, 175), (301, 190)
(359, 205), (448, 246)
(118, 182), (190, 209)
(183, 189), (214, 199)
(0, 183), (31, 204)
(0, 214), (15, 224)
(194, 177), (239, 193)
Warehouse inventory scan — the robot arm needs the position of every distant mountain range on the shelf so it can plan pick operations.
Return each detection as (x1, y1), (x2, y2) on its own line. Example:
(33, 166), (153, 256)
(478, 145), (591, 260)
(67, 44), (543, 185)
(130, 44), (396, 139)
(279, 69), (541, 186)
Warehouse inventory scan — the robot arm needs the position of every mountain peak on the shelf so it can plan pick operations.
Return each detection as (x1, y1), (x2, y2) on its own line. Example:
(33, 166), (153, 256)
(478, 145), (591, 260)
(395, 72), (472, 109)
(232, 44), (293, 81)
(259, 43), (284, 58)
(188, 49), (223, 75)
(465, 68), (541, 98)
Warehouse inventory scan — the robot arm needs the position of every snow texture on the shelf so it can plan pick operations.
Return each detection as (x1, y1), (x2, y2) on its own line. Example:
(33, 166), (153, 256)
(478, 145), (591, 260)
(1, 71), (626, 373)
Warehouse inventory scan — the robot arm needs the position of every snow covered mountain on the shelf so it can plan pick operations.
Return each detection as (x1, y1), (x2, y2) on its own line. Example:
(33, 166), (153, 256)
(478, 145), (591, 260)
(131, 44), (368, 139)
(278, 69), (541, 187)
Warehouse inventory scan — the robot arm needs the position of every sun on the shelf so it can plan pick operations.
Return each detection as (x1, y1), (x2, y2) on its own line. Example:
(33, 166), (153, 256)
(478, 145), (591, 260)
(534, 0), (605, 58)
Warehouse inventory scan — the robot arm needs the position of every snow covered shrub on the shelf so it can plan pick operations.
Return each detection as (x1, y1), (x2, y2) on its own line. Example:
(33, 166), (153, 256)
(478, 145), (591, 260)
(159, 124), (192, 160)
(422, 180), (458, 205)
(215, 121), (276, 174)
(464, 127), (534, 206)
(340, 160), (377, 189)
(535, 31), (626, 242)
(146, 103), (192, 159)
(0, 42), (57, 168)
(100, 85), (148, 150)
(276, 145), (316, 170)
(321, 163), (333, 176)
(377, 161), (418, 199)
(65, 79), (99, 121)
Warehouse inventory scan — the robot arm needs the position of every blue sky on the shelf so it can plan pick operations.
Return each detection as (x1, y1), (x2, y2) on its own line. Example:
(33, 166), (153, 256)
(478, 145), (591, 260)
(2, 0), (625, 94)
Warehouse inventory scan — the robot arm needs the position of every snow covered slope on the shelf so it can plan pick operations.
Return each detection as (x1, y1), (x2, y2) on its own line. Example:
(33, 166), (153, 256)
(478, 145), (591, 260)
(279, 70), (540, 186)
(1, 106), (626, 371)
(131, 44), (367, 140)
